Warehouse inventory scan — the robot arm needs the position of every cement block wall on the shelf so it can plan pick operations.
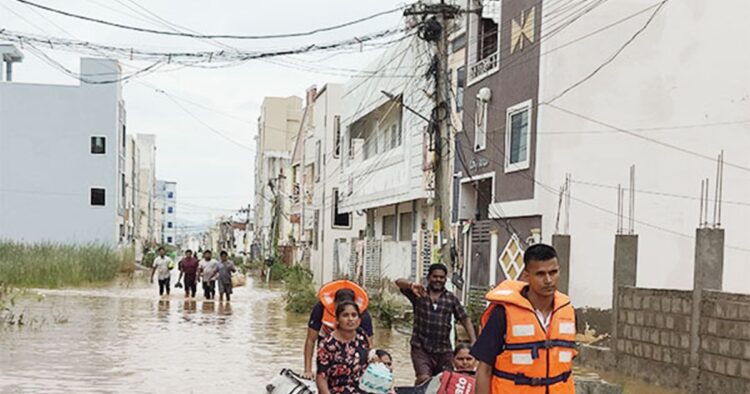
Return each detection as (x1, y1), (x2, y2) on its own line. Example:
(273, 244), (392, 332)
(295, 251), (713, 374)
(606, 286), (750, 392)
(698, 290), (750, 393)
(615, 287), (693, 390)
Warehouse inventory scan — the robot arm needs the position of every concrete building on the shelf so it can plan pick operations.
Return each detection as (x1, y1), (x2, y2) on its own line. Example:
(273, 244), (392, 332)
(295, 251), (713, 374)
(457, 0), (750, 307)
(135, 134), (158, 244)
(292, 84), (367, 285)
(156, 180), (177, 246)
(124, 134), (141, 254)
(338, 36), (437, 287)
(253, 96), (303, 260)
(0, 48), (127, 245)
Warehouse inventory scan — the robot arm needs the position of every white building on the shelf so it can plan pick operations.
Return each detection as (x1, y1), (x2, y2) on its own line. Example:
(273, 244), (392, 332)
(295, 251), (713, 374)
(339, 36), (437, 287)
(458, 0), (750, 308)
(253, 96), (303, 260)
(296, 84), (367, 285)
(135, 134), (158, 244)
(157, 180), (177, 246)
(0, 48), (127, 245)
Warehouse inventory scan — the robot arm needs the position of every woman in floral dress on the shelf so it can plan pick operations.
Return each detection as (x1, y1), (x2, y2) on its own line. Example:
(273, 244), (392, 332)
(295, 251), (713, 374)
(316, 300), (370, 394)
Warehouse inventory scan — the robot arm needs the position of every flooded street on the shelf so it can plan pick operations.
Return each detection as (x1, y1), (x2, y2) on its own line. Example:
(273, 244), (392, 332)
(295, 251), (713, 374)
(0, 275), (414, 393)
(0, 275), (680, 393)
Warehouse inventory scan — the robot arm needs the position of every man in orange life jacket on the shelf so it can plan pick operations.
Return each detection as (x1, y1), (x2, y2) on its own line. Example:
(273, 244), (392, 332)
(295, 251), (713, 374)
(302, 280), (374, 380)
(471, 244), (577, 394)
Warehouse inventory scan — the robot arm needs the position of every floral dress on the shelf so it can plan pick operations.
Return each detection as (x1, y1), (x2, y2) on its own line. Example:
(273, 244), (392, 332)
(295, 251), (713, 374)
(317, 330), (370, 394)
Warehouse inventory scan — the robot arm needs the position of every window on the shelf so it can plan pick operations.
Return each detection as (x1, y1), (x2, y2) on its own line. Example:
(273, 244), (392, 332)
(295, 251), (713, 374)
(506, 100), (532, 171)
(364, 132), (377, 160)
(399, 212), (413, 242)
(456, 67), (466, 112)
(167, 206), (174, 214)
(475, 100), (488, 151)
(167, 236), (173, 243)
(451, 33), (466, 53)
(167, 191), (174, 199)
(389, 124), (401, 149)
(315, 140), (322, 182)
(479, 18), (499, 61)
(332, 188), (351, 228)
(121, 124), (126, 151)
(91, 137), (106, 154)
(90, 188), (105, 206)
(333, 115), (341, 158)
(167, 222), (173, 229)
(382, 215), (396, 238)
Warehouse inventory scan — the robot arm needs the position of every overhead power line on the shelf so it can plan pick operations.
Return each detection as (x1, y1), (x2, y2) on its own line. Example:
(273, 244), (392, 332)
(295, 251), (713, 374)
(15, 0), (404, 40)
(0, 27), (406, 66)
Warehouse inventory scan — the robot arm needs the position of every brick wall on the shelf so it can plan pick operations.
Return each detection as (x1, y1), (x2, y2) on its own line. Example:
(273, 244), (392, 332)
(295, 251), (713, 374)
(606, 287), (750, 392)
(698, 290), (750, 393)
(614, 287), (693, 390)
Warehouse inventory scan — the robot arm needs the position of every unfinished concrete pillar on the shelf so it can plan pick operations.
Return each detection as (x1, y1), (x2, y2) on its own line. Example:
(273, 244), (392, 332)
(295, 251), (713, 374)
(611, 235), (638, 347)
(552, 234), (571, 294)
(689, 228), (725, 385)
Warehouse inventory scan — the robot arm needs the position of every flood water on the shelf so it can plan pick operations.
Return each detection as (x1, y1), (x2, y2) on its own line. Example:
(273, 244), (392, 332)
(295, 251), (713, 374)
(0, 275), (680, 393)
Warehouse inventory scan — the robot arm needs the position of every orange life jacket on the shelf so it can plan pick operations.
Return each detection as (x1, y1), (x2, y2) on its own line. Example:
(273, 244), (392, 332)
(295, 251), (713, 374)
(319, 280), (369, 333)
(480, 280), (576, 394)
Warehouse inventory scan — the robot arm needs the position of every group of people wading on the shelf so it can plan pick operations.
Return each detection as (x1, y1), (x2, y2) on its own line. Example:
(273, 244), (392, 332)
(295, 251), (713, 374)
(302, 243), (577, 394)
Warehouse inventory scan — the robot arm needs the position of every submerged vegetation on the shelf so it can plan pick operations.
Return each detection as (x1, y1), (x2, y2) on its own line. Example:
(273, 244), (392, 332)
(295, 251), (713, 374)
(0, 242), (127, 288)
(281, 265), (318, 313)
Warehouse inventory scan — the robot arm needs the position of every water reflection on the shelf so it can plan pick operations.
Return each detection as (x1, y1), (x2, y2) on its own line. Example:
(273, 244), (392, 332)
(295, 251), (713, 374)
(0, 277), (678, 393)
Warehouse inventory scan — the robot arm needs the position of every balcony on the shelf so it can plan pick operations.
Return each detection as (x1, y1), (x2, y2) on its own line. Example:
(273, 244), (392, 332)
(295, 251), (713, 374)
(468, 51), (499, 85)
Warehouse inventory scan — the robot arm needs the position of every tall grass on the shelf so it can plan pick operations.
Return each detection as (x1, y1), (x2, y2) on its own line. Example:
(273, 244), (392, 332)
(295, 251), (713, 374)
(281, 265), (318, 313)
(0, 242), (122, 288)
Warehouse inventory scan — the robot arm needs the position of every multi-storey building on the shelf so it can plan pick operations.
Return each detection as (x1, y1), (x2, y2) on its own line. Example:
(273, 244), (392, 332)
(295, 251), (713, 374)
(0, 46), (127, 245)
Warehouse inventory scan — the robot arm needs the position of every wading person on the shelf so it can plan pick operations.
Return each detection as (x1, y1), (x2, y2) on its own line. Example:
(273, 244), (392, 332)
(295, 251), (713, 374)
(471, 243), (577, 394)
(177, 250), (199, 299)
(217, 251), (236, 302)
(150, 247), (173, 297)
(316, 301), (370, 394)
(198, 250), (219, 300)
(396, 264), (477, 385)
(303, 280), (374, 379)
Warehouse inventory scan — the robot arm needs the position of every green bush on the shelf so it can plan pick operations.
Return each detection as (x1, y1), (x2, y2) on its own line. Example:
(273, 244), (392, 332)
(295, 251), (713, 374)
(281, 265), (317, 313)
(369, 292), (406, 329)
(142, 251), (156, 268)
(0, 242), (121, 288)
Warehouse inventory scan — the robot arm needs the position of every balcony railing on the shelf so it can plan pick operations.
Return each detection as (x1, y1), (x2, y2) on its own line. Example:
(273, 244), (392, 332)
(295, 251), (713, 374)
(469, 51), (499, 84)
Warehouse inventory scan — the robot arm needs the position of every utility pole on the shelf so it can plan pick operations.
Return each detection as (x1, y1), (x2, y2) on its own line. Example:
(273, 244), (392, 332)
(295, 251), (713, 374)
(404, 1), (461, 268)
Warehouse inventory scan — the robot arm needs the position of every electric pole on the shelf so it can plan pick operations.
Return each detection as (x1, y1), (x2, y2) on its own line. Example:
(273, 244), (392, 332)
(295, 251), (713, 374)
(405, 1), (461, 269)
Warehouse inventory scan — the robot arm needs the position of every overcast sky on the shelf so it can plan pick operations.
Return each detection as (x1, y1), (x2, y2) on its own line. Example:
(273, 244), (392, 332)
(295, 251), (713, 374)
(1, 0), (406, 233)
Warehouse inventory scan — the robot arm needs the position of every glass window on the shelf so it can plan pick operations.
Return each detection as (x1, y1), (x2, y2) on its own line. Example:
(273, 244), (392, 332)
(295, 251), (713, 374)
(332, 188), (351, 228)
(91, 137), (106, 154)
(399, 212), (413, 242)
(167, 191), (174, 199)
(90, 188), (105, 206)
(382, 215), (396, 238)
(167, 222), (173, 229)
(167, 236), (173, 243)
(167, 206), (174, 214)
(456, 67), (466, 112)
(451, 33), (466, 53)
(334, 115), (341, 158)
(509, 108), (529, 165)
